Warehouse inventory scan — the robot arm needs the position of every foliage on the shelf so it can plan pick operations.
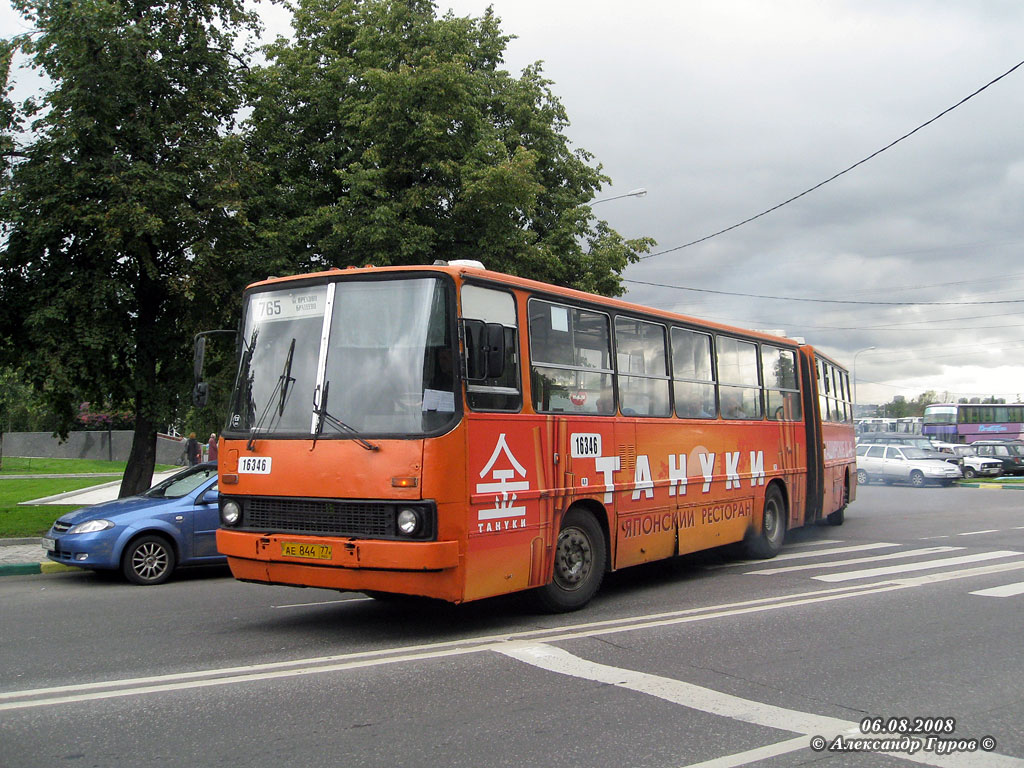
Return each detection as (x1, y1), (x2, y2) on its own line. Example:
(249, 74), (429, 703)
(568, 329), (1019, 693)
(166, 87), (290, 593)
(877, 391), (939, 418)
(75, 402), (134, 431)
(0, 0), (259, 494)
(0, 366), (54, 431)
(240, 0), (653, 293)
(1, 0), (653, 493)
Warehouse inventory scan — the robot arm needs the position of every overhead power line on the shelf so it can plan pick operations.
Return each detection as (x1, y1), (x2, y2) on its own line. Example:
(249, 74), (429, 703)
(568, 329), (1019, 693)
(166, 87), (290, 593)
(624, 278), (1024, 306)
(637, 58), (1024, 261)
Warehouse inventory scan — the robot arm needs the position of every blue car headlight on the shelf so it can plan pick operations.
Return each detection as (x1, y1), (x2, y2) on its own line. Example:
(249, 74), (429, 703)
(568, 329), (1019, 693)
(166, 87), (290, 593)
(67, 519), (115, 535)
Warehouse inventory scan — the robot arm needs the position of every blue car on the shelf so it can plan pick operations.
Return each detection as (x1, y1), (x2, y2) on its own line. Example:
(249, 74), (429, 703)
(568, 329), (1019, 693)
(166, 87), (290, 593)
(43, 463), (224, 585)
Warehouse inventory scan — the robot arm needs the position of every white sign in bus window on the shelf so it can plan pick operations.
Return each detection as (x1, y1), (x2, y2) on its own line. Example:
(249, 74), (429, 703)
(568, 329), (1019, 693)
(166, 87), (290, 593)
(550, 305), (569, 333)
(251, 287), (326, 325)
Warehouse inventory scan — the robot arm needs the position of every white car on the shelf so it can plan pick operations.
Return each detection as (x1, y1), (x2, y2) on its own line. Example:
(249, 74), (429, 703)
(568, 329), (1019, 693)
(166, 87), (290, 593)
(931, 442), (1003, 480)
(856, 444), (962, 487)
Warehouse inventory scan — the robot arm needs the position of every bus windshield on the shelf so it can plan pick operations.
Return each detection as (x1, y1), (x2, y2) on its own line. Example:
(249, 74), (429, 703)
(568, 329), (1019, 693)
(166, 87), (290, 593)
(226, 276), (456, 438)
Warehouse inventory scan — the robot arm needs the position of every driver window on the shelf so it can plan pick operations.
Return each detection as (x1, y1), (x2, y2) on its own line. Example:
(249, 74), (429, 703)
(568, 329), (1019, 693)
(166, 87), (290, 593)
(462, 285), (521, 412)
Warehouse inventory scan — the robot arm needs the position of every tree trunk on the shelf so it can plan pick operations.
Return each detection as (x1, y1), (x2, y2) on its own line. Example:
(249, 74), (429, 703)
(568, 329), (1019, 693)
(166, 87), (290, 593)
(120, 416), (157, 497)
(120, 235), (164, 499)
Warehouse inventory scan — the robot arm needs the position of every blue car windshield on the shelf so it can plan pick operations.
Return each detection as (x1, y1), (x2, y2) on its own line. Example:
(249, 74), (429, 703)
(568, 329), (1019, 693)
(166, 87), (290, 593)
(145, 466), (217, 499)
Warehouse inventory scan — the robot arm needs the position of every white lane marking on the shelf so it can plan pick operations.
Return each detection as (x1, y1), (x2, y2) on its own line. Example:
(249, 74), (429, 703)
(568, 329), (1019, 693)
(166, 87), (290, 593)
(780, 539), (843, 548)
(677, 736), (810, 768)
(705, 542), (896, 569)
(969, 581), (1024, 598)
(768, 542), (899, 561)
(497, 642), (850, 733)
(272, 597), (372, 608)
(957, 529), (1000, 536)
(499, 643), (1024, 768)
(747, 547), (961, 575)
(815, 551), (1023, 582)
(890, 559), (1024, 587)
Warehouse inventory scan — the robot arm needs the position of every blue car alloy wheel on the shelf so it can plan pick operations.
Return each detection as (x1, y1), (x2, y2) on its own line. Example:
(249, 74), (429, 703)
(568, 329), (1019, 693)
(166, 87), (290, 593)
(122, 535), (176, 585)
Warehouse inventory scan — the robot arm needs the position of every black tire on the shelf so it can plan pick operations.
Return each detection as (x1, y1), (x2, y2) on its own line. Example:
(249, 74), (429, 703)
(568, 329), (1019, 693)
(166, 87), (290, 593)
(826, 479), (848, 526)
(121, 535), (176, 585)
(744, 485), (786, 559)
(857, 469), (869, 485)
(909, 470), (926, 488)
(964, 467), (977, 479)
(532, 508), (606, 613)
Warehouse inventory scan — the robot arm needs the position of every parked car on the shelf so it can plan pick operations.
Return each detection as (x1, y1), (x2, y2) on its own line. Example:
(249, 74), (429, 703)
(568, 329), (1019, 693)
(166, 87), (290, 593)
(43, 463), (223, 585)
(931, 442), (1003, 479)
(856, 444), (962, 487)
(856, 432), (964, 469)
(967, 440), (1024, 476)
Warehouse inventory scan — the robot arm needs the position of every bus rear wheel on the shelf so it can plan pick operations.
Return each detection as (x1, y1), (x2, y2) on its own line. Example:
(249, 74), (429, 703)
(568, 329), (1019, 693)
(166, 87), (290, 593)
(533, 508), (606, 613)
(826, 478), (848, 526)
(744, 486), (786, 559)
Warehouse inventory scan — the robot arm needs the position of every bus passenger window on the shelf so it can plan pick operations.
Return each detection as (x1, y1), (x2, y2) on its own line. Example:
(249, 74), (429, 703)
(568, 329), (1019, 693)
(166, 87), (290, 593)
(671, 328), (716, 418)
(614, 317), (670, 417)
(717, 336), (761, 419)
(529, 299), (612, 415)
(762, 345), (801, 421)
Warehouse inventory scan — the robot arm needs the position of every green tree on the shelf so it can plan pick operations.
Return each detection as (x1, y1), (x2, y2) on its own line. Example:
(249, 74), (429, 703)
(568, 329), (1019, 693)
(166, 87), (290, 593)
(880, 390), (939, 418)
(241, 0), (653, 294)
(0, 0), (258, 495)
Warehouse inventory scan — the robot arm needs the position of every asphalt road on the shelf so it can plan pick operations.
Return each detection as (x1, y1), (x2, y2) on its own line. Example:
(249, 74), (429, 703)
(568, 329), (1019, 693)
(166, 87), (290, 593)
(2, 485), (1023, 768)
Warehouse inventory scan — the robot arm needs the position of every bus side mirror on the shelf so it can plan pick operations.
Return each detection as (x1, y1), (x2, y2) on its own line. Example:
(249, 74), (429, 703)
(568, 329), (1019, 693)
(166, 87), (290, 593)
(193, 335), (208, 407)
(194, 335), (207, 382)
(193, 381), (209, 408)
(463, 320), (506, 381)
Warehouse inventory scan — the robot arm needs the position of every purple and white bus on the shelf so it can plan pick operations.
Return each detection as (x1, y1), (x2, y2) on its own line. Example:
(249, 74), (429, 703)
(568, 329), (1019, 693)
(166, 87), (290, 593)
(923, 403), (1024, 443)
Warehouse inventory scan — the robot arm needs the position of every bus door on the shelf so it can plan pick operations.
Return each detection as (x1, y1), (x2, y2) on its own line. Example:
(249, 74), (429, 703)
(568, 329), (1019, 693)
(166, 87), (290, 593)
(799, 351), (824, 522)
(776, 404), (805, 527)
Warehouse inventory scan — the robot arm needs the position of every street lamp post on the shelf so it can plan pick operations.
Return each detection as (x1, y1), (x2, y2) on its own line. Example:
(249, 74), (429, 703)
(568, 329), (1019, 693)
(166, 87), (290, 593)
(590, 187), (647, 205)
(852, 346), (877, 413)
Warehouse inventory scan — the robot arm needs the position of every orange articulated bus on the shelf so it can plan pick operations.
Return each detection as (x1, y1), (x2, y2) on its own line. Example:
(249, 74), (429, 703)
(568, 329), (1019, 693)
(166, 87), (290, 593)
(210, 261), (856, 611)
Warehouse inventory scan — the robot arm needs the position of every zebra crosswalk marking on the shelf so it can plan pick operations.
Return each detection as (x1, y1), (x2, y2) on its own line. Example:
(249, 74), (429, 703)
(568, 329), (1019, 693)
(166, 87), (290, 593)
(969, 581), (1024, 598)
(746, 546), (962, 576)
(814, 550), (1023, 583)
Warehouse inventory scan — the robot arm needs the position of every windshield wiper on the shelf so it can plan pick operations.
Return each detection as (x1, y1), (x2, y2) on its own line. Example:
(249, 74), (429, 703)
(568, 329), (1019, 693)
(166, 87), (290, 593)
(246, 335), (296, 452)
(277, 338), (296, 417)
(312, 380), (379, 452)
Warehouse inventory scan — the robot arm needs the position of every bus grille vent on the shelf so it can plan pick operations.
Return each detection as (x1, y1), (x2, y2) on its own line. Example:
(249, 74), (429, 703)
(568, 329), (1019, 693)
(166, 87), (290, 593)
(246, 498), (392, 538)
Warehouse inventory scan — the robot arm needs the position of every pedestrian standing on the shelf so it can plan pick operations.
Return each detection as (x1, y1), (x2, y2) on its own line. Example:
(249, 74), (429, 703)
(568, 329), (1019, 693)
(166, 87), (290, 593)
(208, 433), (219, 463)
(186, 432), (201, 466)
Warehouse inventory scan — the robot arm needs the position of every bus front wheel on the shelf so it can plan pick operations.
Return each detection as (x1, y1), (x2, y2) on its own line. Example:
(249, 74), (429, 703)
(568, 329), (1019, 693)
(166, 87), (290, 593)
(533, 508), (606, 613)
(744, 486), (786, 559)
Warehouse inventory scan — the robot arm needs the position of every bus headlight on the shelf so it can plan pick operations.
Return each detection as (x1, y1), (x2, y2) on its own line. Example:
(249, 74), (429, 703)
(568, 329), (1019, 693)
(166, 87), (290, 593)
(221, 500), (242, 527)
(396, 507), (422, 536)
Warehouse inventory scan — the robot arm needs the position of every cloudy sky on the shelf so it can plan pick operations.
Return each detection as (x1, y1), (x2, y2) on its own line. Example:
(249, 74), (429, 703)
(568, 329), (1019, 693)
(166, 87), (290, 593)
(433, 0), (1024, 407)
(5, 0), (1024, 407)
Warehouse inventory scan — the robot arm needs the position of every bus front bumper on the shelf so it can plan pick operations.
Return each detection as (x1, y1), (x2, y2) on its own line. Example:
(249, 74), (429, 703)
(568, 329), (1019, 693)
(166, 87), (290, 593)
(216, 529), (463, 598)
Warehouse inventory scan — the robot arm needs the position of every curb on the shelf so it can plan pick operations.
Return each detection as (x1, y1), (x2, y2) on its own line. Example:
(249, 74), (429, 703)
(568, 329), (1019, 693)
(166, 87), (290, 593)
(0, 561), (79, 577)
(957, 482), (1024, 490)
